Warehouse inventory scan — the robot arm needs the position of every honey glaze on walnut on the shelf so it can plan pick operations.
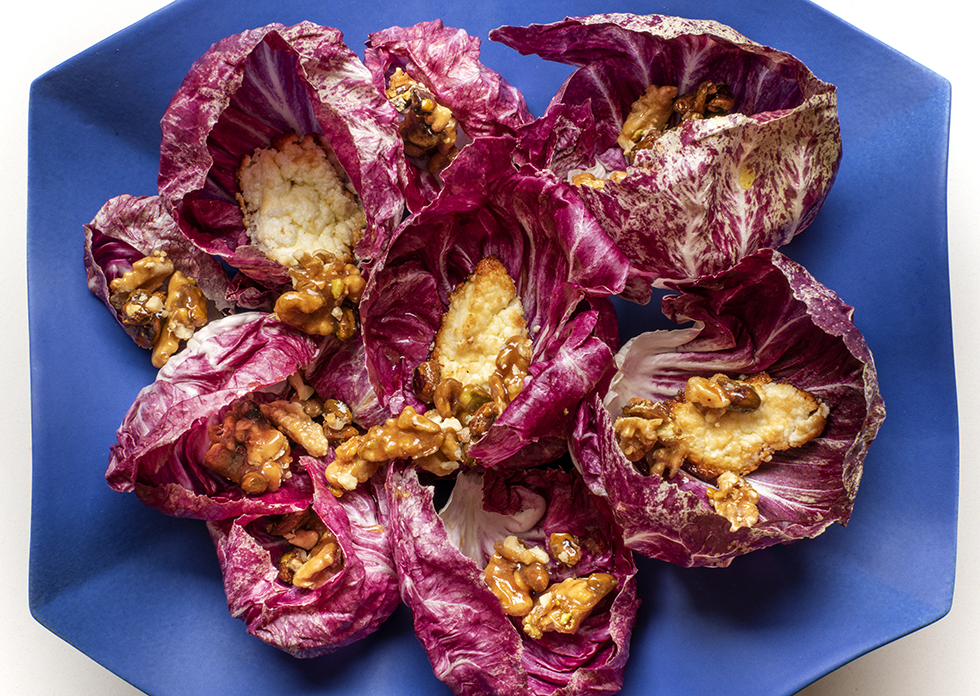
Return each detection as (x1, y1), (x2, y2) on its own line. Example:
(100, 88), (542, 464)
(273, 249), (366, 338)
(613, 372), (829, 531)
(571, 79), (736, 189)
(267, 508), (344, 590)
(203, 372), (359, 495)
(385, 68), (460, 174)
(108, 251), (209, 367)
(483, 534), (617, 640)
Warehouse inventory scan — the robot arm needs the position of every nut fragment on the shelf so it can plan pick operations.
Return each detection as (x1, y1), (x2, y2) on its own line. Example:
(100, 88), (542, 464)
(617, 84), (678, 163)
(109, 251), (209, 366)
(484, 536), (552, 616)
(673, 81), (735, 121)
(549, 533), (582, 566)
(274, 250), (365, 338)
(617, 80), (735, 164)
(204, 385), (358, 496)
(386, 68), (460, 173)
(260, 400), (331, 458)
(272, 509), (344, 589)
(521, 573), (618, 640)
(706, 472), (760, 532)
(152, 271), (208, 367)
(204, 398), (292, 495)
(482, 533), (617, 640)
(324, 406), (464, 494)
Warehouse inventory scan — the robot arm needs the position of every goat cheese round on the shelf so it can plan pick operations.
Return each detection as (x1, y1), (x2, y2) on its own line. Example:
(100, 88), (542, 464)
(237, 133), (366, 266)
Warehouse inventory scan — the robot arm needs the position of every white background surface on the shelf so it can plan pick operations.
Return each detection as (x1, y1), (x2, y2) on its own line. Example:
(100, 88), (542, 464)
(2, 1), (976, 694)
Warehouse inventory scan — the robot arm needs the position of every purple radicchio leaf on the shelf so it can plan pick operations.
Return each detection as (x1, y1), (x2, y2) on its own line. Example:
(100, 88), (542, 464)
(385, 462), (638, 696)
(207, 463), (399, 657)
(306, 331), (390, 430)
(364, 19), (534, 209)
(360, 136), (629, 468)
(107, 312), (328, 520)
(157, 22), (408, 289)
(571, 249), (886, 567)
(83, 194), (234, 346)
(494, 14), (842, 300)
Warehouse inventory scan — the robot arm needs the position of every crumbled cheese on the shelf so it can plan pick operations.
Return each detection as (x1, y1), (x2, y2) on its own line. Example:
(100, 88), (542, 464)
(237, 133), (365, 267)
(431, 256), (528, 388)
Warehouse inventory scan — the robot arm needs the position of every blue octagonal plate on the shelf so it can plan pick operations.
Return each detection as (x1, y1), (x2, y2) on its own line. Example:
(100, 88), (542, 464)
(27, 1), (954, 695)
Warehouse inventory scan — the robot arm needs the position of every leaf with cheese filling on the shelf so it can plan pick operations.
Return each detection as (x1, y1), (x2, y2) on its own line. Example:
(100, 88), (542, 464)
(571, 249), (885, 567)
(361, 136), (628, 469)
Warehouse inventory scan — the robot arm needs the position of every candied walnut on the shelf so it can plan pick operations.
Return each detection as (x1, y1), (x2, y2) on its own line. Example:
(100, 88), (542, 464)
(616, 372), (828, 482)
(549, 533), (582, 566)
(324, 406), (463, 494)
(260, 400), (331, 458)
(109, 251), (174, 304)
(684, 374), (761, 412)
(617, 80), (735, 164)
(673, 81), (735, 121)
(621, 397), (665, 420)
(570, 170), (628, 190)
(151, 271), (208, 368)
(484, 536), (552, 617)
(323, 437), (385, 495)
(274, 250), (365, 338)
(495, 335), (533, 402)
(204, 399), (292, 495)
(118, 289), (167, 349)
(273, 510), (344, 589)
(522, 573), (618, 640)
(613, 415), (663, 462)
(617, 84), (678, 164)
(483, 534), (618, 640)
(571, 171), (607, 189)
(320, 399), (358, 443)
(109, 251), (209, 366)
(386, 68), (460, 174)
(707, 472), (760, 531)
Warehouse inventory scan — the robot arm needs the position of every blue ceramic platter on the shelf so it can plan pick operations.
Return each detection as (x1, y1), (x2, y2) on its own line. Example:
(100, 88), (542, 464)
(27, 1), (955, 694)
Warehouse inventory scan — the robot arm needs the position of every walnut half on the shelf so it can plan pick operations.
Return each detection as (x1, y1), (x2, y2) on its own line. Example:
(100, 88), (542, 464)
(274, 250), (365, 338)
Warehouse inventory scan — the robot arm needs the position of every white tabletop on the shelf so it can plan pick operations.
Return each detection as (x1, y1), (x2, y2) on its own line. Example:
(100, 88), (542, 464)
(3, 1), (976, 694)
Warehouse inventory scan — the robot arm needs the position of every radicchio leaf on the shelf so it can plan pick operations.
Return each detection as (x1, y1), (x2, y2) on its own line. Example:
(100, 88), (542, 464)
(207, 463), (399, 657)
(360, 136), (629, 468)
(571, 249), (885, 567)
(385, 462), (638, 696)
(107, 313), (325, 520)
(495, 14), (842, 301)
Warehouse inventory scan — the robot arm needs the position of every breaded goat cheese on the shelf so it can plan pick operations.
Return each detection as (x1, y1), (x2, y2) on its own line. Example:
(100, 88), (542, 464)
(615, 372), (828, 481)
(431, 256), (529, 389)
(236, 133), (366, 267)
